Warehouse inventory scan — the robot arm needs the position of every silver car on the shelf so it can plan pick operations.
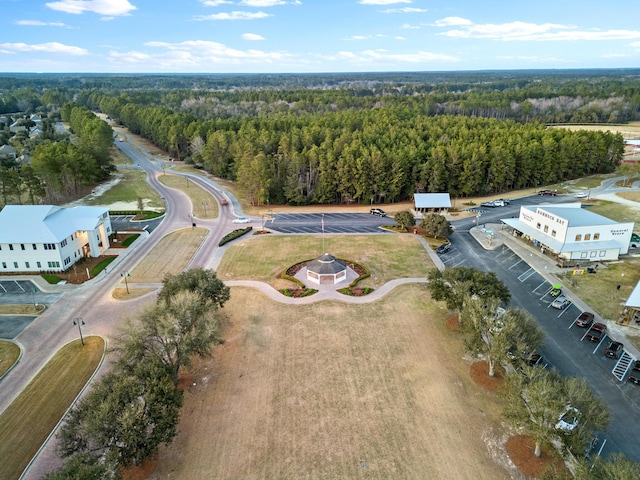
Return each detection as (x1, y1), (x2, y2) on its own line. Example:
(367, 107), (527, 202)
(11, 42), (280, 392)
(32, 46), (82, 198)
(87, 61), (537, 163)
(551, 295), (570, 310)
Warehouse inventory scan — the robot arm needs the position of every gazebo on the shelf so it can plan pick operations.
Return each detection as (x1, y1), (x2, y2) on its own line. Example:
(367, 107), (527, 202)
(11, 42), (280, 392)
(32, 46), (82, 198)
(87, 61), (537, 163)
(306, 253), (347, 285)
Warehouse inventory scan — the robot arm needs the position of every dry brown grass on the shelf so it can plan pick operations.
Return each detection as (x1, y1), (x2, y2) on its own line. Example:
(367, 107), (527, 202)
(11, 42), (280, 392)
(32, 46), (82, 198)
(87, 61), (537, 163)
(150, 285), (510, 480)
(111, 287), (158, 300)
(157, 174), (218, 219)
(0, 304), (44, 315)
(127, 228), (208, 284)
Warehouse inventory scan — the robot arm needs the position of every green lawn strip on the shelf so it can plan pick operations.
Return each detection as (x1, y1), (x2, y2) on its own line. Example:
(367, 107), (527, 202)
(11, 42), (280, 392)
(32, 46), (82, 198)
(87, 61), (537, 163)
(558, 258), (640, 322)
(571, 175), (611, 190)
(158, 174), (218, 219)
(0, 340), (21, 378)
(216, 234), (434, 288)
(84, 170), (164, 209)
(585, 200), (640, 225)
(41, 274), (62, 284)
(0, 336), (105, 480)
(121, 234), (140, 246)
(90, 256), (117, 276)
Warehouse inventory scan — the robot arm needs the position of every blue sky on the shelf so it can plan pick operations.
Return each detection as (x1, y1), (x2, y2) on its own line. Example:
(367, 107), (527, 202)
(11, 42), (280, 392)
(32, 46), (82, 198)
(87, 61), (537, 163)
(1, 0), (640, 73)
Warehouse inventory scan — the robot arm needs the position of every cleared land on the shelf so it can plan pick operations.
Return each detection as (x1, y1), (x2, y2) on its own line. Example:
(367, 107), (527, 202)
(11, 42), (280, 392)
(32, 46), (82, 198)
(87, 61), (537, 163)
(157, 174), (218, 219)
(150, 286), (510, 480)
(83, 169), (164, 210)
(127, 228), (208, 284)
(216, 234), (434, 289)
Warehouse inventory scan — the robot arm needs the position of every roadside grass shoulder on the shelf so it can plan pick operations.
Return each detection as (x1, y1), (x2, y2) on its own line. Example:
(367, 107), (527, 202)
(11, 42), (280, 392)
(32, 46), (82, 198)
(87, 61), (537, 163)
(158, 174), (218, 219)
(0, 340), (20, 378)
(84, 170), (164, 209)
(0, 336), (105, 480)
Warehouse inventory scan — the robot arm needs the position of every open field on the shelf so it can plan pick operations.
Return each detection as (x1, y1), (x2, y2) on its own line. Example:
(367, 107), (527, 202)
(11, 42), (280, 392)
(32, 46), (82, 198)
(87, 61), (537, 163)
(586, 199), (640, 225)
(0, 340), (21, 378)
(0, 336), (104, 480)
(157, 174), (218, 219)
(127, 228), (208, 284)
(151, 285), (510, 480)
(216, 234), (435, 289)
(552, 122), (640, 137)
(83, 169), (165, 210)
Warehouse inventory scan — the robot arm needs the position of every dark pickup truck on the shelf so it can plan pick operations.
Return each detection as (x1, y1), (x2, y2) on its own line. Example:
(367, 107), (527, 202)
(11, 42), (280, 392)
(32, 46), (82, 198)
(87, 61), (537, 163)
(585, 323), (606, 342)
(538, 189), (557, 196)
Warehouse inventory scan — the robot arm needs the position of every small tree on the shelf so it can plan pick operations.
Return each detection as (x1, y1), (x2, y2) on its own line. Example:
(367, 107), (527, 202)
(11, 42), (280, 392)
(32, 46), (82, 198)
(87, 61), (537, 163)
(41, 452), (116, 480)
(136, 196), (145, 215)
(393, 210), (415, 231)
(420, 213), (452, 239)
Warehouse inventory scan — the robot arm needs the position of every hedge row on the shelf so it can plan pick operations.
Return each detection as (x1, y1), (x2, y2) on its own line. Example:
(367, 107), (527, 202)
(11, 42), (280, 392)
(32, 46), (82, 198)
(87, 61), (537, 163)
(219, 227), (253, 246)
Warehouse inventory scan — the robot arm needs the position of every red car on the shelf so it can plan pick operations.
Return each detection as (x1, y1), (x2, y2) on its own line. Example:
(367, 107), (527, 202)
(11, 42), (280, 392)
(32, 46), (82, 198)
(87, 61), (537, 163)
(576, 312), (595, 328)
(628, 361), (640, 385)
(586, 323), (606, 342)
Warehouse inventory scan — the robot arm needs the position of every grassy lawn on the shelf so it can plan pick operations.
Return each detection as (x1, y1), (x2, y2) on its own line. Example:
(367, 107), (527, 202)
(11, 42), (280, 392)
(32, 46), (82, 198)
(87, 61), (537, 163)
(216, 234), (434, 289)
(152, 285), (509, 480)
(158, 174), (218, 219)
(84, 170), (164, 209)
(570, 175), (612, 190)
(558, 258), (640, 322)
(0, 340), (21, 378)
(0, 336), (105, 480)
(128, 228), (209, 283)
(585, 200), (640, 225)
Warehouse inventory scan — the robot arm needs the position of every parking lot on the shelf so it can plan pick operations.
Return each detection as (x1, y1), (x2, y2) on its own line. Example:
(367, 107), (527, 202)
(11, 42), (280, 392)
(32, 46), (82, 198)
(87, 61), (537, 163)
(267, 213), (395, 234)
(0, 280), (62, 339)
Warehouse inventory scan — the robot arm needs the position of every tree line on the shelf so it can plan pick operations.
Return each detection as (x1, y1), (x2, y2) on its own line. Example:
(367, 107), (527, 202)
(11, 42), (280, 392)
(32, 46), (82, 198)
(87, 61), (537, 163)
(42, 268), (230, 479)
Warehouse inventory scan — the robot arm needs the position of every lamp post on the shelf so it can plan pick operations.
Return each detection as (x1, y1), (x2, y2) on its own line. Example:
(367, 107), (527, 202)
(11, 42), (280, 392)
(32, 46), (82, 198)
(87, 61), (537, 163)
(121, 271), (130, 294)
(32, 288), (38, 310)
(73, 317), (85, 346)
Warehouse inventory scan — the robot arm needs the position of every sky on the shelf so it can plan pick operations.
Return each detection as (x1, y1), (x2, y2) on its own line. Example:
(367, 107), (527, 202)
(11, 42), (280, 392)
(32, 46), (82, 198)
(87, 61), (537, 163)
(1, 0), (640, 73)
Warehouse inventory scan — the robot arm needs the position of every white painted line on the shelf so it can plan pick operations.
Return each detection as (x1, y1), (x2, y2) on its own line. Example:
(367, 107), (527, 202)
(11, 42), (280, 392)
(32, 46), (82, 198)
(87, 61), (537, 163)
(593, 335), (608, 354)
(532, 281), (547, 293)
(508, 259), (523, 270)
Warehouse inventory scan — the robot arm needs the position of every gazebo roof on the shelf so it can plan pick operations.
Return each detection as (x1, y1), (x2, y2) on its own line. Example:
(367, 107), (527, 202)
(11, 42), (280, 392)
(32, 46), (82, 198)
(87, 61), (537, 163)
(307, 253), (347, 275)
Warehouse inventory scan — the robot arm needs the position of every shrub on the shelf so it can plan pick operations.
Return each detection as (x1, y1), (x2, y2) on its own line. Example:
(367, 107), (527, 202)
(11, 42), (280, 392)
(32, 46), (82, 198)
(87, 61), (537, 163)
(219, 227), (252, 246)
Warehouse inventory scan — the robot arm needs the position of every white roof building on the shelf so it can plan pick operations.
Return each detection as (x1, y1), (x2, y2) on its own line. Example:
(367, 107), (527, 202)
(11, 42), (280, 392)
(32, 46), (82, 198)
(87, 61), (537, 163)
(414, 193), (451, 213)
(0, 205), (111, 273)
(502, 203), (633, 265)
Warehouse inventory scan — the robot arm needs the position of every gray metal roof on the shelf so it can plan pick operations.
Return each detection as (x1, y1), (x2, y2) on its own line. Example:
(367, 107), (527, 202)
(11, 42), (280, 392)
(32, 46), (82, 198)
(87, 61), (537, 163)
(414, 193), (451, 209)
(0, 205), (109, 243)
(307, 253), (347, 275)
(522, 204), (617, 227)
(626, 281), (640, 308)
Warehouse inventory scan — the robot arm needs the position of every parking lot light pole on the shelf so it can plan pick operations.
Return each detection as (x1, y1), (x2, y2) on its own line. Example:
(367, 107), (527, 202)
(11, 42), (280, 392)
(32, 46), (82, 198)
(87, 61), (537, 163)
(121, 271), (130, 294)
(73, 317), (85, 346)
(32, 288), (38, 309)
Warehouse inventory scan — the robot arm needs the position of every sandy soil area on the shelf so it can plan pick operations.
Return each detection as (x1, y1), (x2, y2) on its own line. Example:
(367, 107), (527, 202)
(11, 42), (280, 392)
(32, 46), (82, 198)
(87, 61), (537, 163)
(149, 286), (513, 480)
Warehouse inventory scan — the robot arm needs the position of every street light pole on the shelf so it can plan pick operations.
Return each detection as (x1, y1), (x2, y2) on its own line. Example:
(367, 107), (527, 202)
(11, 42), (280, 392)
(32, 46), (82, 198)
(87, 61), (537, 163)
(121, 271), (130, 294)
(32, 288), (38, 310)
(73, 317), (85, 346)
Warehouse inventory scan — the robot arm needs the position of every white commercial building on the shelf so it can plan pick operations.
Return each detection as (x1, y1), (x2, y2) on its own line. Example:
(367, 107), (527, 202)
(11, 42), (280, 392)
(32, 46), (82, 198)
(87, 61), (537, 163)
(502, 203), (633, 265)
(0, 205), (111, 273)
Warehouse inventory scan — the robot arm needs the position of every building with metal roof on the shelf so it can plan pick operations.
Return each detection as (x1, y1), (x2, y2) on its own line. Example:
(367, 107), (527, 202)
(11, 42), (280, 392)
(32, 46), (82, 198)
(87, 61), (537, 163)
(414, 193), (451, 214)
(0, 205), (112, 273)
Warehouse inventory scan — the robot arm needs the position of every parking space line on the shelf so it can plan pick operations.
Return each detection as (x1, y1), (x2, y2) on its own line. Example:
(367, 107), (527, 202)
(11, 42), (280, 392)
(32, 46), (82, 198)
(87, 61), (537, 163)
(14, 280), (25, 292)
(517, 268), (535, 282)
(532, 281), (547, 293)
(508, 259), (523, 270)
(0, 283), (6, 293)
(556, 305), (572, 318)
(568, 315), (579, 329)
(593, 335), (608, 354)
(450, 259), (466, 267)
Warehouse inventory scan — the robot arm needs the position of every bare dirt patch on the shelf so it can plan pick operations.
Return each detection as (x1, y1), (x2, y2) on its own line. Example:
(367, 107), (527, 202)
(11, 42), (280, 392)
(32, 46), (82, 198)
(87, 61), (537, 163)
(445, 314), (459, 331)
(470, 361), (504, 394)
(149, 286), (510, 480)
(505, 435), (567, 479)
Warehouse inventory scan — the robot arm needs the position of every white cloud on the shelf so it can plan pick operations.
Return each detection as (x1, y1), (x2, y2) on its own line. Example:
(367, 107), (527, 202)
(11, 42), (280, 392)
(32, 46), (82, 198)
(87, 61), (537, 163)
(382, 7), (427, 13)
(0, 42), (88, 55)
(240, 0), (286, 6)
(401, 23), (421, 30)
(434, 18), (640, 42)
(433, 17), (473, 27)
(195, 11), (271, 20)
(359, 0), (411, 4)
(496, 55), (567, 63)
(333, 48), (458, 64)
(16, 20), (69, 27)
(45, 0), (137, 16)
(200, 0), (232, 5)
(242, 33), (265, 40)
(601, 53), (628, 58)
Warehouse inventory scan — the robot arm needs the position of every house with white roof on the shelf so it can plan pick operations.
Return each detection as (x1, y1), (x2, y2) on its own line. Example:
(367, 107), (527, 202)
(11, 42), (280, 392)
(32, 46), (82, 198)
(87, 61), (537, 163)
(414, 193), (452, 214)
(0, 205), (111, 273)
(502, 203), (633, 266)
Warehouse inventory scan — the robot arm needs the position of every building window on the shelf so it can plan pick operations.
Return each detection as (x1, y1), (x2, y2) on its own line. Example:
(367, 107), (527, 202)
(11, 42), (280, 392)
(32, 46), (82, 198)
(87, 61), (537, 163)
(21, 243), (25, 250)
(9, 244), (13, 250)
(599, 251), (606, 257)
(551, 230), (557, 237)
(1, 262), (5, 268)
(581, 252), (588, 258)
(14, 262), (18, 268)
(590, 251), (597, 258)
(575, 234), (582, 241)
(544, 225), (549, 233)
(61, 239), (67, 247)
(536, 223), (541, 229)
(585, 234), (591, 241)
(37, 261), (41, 268)
(594, 233), (600, 240)
(25, 262), (30, 268)
(32, 244), (37, 250)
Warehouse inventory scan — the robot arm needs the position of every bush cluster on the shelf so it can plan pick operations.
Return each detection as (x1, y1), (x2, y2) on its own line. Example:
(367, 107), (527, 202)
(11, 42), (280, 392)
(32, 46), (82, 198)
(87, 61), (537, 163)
(219, 227), (252, 246)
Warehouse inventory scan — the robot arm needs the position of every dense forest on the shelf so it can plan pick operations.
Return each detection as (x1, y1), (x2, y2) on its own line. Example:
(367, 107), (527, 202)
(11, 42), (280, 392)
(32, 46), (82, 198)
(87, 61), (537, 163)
(0, 70), (638, 206)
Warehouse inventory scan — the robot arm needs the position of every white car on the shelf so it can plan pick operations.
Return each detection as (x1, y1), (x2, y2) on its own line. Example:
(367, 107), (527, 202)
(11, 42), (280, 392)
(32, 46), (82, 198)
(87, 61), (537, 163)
(555, 406), (580, 432)
(232, 217), (251, 224)
(575, 192), (588, 198)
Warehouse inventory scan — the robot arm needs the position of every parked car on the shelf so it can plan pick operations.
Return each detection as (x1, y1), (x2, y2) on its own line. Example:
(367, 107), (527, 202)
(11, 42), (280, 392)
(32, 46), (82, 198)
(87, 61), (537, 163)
(481, 201), (496, 208)
(232, 217), (251, 224)
(498, 198), (511, 205)
(492, 200), (507, 207)
(551, 295), (570, 309)
(585, 323), (606, 342)
(538, 189), (557, 196)
(436, 243), (451, 254)
(605, 341), (624, 359)
(628, 361), (640, 385)
(555, 406), (580, 432)
(549, 284), (562, 297)
(575, 311), (595, 328)
(575, 192), (588, 198)
(370, 208), (386, 217)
